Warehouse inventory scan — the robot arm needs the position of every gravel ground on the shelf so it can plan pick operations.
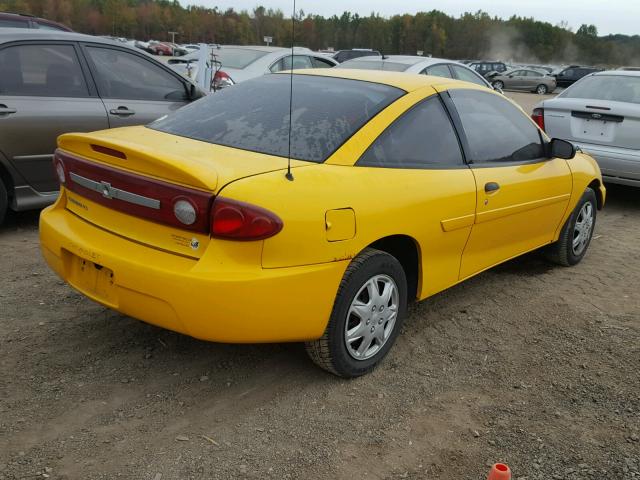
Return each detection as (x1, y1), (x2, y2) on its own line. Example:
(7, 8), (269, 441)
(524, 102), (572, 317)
(1, 93), (639, 480)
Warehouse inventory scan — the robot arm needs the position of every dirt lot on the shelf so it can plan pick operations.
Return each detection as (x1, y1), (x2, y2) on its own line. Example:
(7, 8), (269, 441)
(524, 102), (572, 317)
(1, 93), (639, 480)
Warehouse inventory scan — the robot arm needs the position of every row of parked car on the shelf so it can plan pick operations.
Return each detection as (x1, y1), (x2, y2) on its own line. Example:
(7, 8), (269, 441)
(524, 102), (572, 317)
(0, 17), (638, 226)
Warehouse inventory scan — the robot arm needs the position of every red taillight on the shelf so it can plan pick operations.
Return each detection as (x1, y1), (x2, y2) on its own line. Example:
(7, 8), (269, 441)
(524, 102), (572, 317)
(213, 70), (234, 91)
(210, 197), (282, 241)
(56, 149), (213, 233)
(532, 107), (545, 131)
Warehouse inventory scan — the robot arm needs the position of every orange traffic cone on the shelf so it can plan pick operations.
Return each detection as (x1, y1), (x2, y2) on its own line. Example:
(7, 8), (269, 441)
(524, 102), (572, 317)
(487, 463), (511, 480)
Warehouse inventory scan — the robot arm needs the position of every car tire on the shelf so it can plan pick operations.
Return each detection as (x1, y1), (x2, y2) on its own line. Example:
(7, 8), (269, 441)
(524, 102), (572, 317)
(536, 84), (548, 95)
(0, 178), (7, 225)
(305, 248), (408, 378)
(492, 80), (504, 90)
(546, 188), (597, 267)
(158, 50), (164, 56)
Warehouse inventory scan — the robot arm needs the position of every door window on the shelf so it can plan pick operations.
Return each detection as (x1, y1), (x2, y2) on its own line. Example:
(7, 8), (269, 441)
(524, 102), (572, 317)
(357, 96), (463, 169)
(0, 44), (88, 97)
(0, 18), (28, 28)
(450, 89), (544, 164)
(425, 64), (452, 78)
(85, 46), (187, 101)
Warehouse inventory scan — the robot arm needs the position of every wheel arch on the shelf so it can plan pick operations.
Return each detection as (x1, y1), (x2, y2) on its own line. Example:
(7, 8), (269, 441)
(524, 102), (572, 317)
(588, 178), (604, 210)
(0, 154), (15, 200)
(365, 234), (421, 302)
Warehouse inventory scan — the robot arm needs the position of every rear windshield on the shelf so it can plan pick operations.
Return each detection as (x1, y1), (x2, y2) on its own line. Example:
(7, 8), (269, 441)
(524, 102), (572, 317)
(210, 48), (269, 69)
(561, 75), (640, 104)
(341, 60), (410, 72)
(150, 74), (405, 162)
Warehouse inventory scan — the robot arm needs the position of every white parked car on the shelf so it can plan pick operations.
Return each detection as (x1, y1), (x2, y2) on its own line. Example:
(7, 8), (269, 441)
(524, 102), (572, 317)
(168, 45), (338, 90)
(534, 70), (640, 187)
(339, 55), (496, 91)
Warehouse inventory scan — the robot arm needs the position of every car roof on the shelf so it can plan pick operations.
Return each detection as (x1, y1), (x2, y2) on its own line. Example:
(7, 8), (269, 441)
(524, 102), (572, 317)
(216, 45), (312, 53)
(593, 70), (640, 77)
(0, 28), (118, 45)
(290, 67), (478, 92)
(345, 55), (456, 66)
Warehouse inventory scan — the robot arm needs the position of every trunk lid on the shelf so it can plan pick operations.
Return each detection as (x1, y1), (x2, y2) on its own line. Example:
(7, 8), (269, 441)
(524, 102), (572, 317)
(544, 98), (640, 150)
(58, 126), (306, 258)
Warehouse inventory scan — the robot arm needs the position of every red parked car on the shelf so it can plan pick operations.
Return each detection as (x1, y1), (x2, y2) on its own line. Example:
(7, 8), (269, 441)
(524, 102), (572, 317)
(0, 12), (72, 31)
(149, 41), (173, 56)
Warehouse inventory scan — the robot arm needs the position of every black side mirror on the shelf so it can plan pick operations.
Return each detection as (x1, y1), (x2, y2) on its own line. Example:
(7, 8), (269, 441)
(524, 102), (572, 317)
(187, 82), (204, 100)
(549, 138), (576, 159)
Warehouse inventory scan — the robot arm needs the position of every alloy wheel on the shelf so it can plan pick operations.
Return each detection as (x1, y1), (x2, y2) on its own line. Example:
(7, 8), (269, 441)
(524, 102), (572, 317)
(572, 202), (594, 256)
(344, 274), (399, 361)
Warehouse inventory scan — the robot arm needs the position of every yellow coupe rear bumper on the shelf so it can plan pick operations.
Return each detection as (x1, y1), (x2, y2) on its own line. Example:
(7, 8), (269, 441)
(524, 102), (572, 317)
(39, 200), (347, 343)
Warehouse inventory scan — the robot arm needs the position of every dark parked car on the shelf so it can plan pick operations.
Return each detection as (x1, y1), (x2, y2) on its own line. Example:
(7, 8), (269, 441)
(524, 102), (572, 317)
(0, 29), (204, 224)
(468, 61), (508, 78)
(0, 12), (71, 31)
(333, 48), (381, 63)
(553, 66), (603, 88)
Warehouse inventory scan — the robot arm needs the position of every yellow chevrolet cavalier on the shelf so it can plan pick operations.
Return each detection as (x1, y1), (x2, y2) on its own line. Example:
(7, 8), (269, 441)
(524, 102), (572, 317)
(40, 69), (605, 377)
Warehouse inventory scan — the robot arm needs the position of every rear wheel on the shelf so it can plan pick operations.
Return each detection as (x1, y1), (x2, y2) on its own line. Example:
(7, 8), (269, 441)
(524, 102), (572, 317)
(0, 179), (7, 225)
(492, 80), (504, 90)
(536, 84), (548, 95)
(546, 188), (597, 266)
(305, 248), (408, 378)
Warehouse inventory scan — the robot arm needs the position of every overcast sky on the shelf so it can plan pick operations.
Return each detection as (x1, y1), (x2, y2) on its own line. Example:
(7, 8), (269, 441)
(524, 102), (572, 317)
(179, 0), (640, 36)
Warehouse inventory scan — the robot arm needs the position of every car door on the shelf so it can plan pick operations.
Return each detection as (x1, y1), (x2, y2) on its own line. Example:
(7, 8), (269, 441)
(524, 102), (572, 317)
(0, 42), (108, 193)
(443, 88), (573, 279)
(81, 44), (190, 128)
(507, 70), (526, 89)
(355, 94), (477, 297)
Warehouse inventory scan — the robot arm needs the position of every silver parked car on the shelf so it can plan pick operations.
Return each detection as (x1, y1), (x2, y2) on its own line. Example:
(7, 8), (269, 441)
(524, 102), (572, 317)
(488, 68), (557, 94)
(534, 70), (640, 186)
(168, 45), (338, 90)
(0, 29), (204, 223)
(339, 55), (495, 90)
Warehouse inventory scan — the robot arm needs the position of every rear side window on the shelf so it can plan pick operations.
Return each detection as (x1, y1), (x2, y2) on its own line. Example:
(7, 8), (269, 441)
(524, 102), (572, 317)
(150, 75), (405, 163)
(561, 75), (640, 104)
(270, 55), (313, 73)
(0, 44), (88, 97)
(451, 65), (486, 86)
(85, 46), (186, 101)
(450, 89), (544, 164)
(311, 56), (335, 68)
(357, 95), (463, 169)
(425, 64), (452, 78)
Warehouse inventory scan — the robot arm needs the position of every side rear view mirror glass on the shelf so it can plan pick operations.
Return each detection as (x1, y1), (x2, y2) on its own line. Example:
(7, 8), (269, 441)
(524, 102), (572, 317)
(550, 138), (576, 159)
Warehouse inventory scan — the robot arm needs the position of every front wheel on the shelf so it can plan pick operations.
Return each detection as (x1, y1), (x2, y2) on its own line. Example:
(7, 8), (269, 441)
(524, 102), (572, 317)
(492, 80), (504, 90)
(546, 188), (597, 266)
(305, 248), (408, 378)
(536, 84), (548, 95)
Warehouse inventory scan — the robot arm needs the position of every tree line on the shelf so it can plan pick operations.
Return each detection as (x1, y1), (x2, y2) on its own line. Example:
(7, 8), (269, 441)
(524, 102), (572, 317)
(1, 0), (638, 66)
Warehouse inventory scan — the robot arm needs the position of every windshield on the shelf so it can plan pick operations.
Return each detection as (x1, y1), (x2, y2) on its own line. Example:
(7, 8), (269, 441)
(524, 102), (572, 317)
(340, 60), (411, 72)
(150, 74), (405, 163)
(561, 75), (640, 103)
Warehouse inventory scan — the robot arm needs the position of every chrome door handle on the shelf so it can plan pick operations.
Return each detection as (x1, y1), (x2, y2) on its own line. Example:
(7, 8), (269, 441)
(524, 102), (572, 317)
(0, 105), (17, 115)
(485, 182), (500, 193)
(109, 107), (135, 117)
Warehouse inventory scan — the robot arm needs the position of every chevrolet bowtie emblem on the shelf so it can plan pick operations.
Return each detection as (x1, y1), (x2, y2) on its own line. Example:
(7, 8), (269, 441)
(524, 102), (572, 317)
(100, 181), (114, 199)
